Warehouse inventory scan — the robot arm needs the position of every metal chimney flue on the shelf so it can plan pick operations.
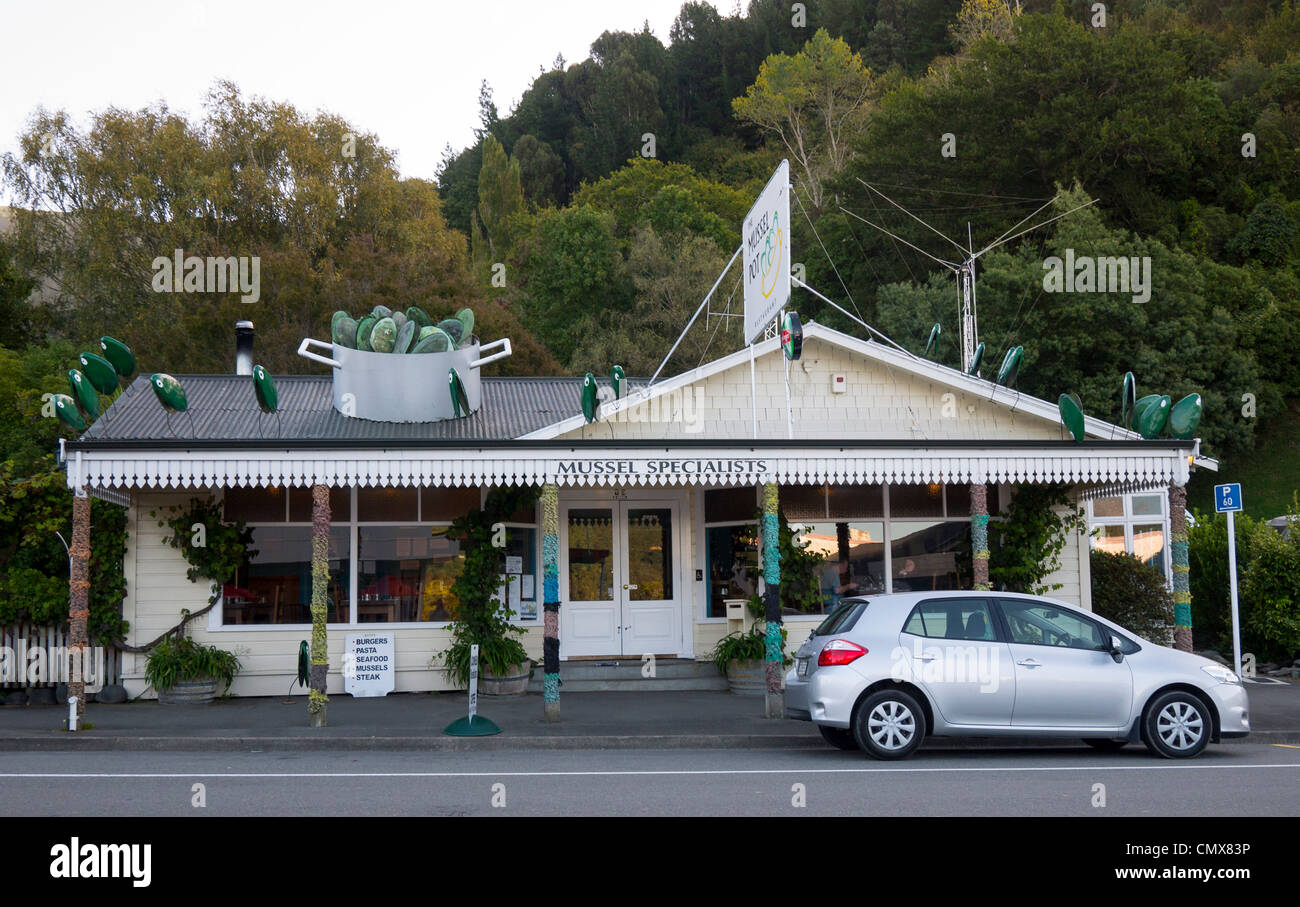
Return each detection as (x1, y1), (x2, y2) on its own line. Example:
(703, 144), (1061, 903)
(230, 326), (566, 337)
(235, 321), (255, 376)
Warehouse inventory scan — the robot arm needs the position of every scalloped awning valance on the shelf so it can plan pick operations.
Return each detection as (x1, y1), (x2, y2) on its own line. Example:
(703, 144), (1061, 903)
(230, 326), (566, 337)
(63, 442), (1195, 491)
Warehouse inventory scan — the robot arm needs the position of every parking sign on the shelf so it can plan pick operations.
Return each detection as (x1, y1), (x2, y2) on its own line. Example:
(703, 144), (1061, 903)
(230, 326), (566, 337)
(1214, 484), (1242, 513)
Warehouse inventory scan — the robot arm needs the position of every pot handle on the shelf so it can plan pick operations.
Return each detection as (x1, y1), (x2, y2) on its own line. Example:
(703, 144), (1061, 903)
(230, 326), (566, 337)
(469, 338), (512, 370)
(297, 338), (342, 369)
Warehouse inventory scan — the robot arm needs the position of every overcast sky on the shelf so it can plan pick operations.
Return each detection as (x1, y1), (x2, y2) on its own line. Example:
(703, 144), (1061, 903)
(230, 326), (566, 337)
(0, 0), (725, 189)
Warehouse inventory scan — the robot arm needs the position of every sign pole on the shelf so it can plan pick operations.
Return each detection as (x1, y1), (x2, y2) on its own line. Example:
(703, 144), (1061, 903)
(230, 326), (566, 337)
(1227, 510), (1242, 679)
(1214, 482), (1244, 679)
(443, 641), (501, 736)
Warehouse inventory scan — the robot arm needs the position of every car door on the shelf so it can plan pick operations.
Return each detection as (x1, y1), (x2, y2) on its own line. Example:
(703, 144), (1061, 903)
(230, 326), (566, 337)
(897, 597), (1015, 726)
(995, 598), (1134, 729)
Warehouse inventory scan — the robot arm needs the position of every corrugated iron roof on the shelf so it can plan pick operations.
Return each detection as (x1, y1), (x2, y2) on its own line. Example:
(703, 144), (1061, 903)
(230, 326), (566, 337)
(78, 374), (642, 444)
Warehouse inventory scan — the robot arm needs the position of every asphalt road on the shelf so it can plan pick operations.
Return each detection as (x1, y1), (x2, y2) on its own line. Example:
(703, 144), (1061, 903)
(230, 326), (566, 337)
(2, 743), (1299, 816)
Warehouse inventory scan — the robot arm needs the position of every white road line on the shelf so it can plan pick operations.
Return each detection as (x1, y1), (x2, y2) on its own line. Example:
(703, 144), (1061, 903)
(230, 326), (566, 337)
(1, 763), (1298, 779)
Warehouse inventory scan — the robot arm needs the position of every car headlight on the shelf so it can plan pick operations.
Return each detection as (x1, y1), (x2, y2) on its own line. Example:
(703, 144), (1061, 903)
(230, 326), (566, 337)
(1201, 664), (1241, 684)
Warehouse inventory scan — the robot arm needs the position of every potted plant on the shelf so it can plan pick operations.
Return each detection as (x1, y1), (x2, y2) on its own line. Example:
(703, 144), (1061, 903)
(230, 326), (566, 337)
(435, 486), (540, 695)
(709, 595), (792, 696)
(145, 635), (242, 704)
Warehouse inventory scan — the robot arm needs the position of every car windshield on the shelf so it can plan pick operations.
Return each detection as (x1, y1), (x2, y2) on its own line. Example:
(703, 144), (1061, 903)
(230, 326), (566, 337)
(812, 599), (867, 636)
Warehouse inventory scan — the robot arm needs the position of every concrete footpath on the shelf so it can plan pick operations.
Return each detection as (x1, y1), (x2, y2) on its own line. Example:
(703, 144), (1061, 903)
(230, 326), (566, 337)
(1, 684), (1298, 751)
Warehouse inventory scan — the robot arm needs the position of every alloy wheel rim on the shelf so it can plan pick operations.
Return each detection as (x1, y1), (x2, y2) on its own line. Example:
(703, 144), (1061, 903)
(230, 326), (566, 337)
(868, 700), (916, 750)
(1156, 701), (1204, 750)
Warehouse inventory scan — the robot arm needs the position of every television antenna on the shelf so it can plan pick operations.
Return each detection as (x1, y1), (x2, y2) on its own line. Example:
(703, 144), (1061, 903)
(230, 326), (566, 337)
(841, 180), (1096, 372)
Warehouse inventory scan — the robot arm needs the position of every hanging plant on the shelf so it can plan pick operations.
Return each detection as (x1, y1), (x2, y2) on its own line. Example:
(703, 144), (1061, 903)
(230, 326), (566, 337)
(154, 497), (254, 605)
(988, 483), (1087, 594)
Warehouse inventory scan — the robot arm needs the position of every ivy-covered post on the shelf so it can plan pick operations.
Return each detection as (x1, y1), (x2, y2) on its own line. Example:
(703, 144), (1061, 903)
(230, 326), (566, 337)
(1169, 483), (1192, 652)
(68, 490), (91, 717)
(971, 483), (991, 591)
(761, 481), (783, 718)
(541, 483), (560, 722)
(309, 483), (330, 727)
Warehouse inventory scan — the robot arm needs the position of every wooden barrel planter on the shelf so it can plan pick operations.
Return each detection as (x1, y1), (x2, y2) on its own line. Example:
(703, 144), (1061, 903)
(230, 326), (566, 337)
(725, 660), (767, 696)
(158, 679), (219, 705)
(479, 663), (532, 696)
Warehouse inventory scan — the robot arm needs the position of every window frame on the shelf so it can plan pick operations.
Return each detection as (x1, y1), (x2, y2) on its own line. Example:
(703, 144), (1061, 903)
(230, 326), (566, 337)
(993, 597), (1111, 652)
(1086, 492), (1172, 588)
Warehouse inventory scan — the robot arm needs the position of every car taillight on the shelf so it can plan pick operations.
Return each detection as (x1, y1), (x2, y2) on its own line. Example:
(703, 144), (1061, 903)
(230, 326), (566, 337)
(818, 638), (867, 666)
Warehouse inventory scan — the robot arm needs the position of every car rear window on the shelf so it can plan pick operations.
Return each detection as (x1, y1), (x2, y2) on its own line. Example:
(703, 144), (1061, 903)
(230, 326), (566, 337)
(812, 600), (868, 636)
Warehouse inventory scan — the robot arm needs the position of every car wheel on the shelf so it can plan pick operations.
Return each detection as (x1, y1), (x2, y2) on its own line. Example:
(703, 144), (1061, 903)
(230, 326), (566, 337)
(1083, 738), (1128, 752)
(1142, 691), (1211, 759)
(818, 725), (860, 751)
(853, 689), (926, 760)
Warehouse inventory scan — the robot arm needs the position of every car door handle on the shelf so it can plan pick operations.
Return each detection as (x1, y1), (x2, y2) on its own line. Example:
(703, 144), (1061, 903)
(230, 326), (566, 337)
(1016, 658), (1041, 667)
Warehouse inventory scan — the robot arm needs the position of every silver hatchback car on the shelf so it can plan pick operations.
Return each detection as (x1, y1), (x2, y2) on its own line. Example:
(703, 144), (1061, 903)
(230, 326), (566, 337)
(785, 591), (1250, 759)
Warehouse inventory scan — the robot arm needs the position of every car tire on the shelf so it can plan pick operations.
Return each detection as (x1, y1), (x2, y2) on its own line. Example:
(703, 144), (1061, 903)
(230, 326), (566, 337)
(818, 725), (860, 751)
(1142, 691), (1211, 759)
(853, 689), (926, 760)
(1083, 738), (1128, 752)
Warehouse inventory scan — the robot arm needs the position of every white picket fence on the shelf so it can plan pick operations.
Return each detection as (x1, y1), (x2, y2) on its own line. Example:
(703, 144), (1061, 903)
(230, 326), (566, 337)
(0, 623), (122, 689)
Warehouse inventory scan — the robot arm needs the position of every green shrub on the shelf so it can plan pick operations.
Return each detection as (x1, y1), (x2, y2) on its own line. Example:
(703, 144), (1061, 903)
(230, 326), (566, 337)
(1242, 520), (1300, 658)
(145, 636), (241, 693)
(1089, 549), (1175, 644)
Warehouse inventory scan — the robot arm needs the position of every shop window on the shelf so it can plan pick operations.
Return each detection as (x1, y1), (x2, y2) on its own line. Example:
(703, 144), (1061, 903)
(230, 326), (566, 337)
(780, 484), (828, 519)
(1093, 496), (1124, 518)
(1133, 524), (1166, 572)
(224, 525), (350, 624)
(1095, 525), (1126, 556)
(422, 485), (483, 521)
(705, 524), (759, 617)
(704, 486), (757, 522)
(945, 484), (971, 517)
(223, 485), (288, 522)
(889, 484), (945, 519)
(890, 521), (971, 592)
(501, 527), (538, 620)
(358, 526), (463, 622)
(357, 486), (418, 522)
(827, 484), (884, 518)
(1131, 494), (1163, 516)
(288, 486), (351, 522)
(798, 521), (886, 612)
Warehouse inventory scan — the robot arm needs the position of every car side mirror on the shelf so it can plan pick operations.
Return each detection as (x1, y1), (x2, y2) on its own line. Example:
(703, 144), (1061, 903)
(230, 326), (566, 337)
(1108, 635), (1124, 663)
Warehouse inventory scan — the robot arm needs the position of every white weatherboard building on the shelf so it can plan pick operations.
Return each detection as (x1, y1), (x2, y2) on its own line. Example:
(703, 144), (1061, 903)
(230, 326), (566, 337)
(64, 321), (1215, 698)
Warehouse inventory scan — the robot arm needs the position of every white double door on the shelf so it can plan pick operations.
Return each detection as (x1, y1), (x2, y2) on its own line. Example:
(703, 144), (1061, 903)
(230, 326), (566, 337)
(560, 497), (681, 658)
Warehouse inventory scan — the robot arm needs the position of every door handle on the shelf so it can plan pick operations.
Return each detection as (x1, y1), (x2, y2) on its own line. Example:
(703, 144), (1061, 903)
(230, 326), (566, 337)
(1017, 658), (1041, 667)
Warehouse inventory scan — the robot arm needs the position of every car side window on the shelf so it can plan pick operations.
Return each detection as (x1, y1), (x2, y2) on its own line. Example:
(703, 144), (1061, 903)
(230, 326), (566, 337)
(998, 600), (1107, 650)
(902, 599), (996, 641)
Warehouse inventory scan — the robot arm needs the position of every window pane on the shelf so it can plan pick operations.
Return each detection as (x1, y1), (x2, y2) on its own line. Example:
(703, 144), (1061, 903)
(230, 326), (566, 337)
(626, 508), (672, 601)
(1093, 496), (1123, 517)
(889, 484), (945, 518)
(358, 526), (463, 622)
(503, 528), (537, 620)
(706, 524), (759, 618)
(826, 484), (883, 518)
(904, 599), (994, 641)
(704, 487), (756, 523)
(224, 525), (350, 624)
(1133, 524), (1166, 572)
(779, 484), (826, 520)
(357, 487), (418, 522)
(1001, 600), (1105, 650)
(288, 486), (350, 522)
(1131, 494), (1163, 516)
(797, 521), (885, 614)
(568, 508), (613, 601)
(421, 486), (481, 521)
(1093, 525), (1126, 555)
(223, 485), (287, 522)
(945, 484), (971, 517)
(891, 521), (971, 592)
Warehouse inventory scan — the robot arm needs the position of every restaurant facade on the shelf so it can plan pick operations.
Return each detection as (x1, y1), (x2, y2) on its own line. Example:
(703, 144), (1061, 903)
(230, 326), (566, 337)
(64, 320), (1214, 700)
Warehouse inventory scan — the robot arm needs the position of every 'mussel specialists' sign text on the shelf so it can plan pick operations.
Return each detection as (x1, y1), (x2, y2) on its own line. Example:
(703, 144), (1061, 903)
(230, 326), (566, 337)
(344, 633), (395, 697)
(555, 457), (768, 477)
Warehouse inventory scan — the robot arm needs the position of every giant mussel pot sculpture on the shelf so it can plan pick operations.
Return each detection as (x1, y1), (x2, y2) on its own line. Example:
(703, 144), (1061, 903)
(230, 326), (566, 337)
(298, 305), (511, 423)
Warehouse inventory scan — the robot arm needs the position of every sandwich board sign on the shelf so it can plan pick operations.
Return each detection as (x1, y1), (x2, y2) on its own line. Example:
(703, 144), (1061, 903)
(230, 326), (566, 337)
(343, 633), (394, 697)
(743, 159), (791, 345)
